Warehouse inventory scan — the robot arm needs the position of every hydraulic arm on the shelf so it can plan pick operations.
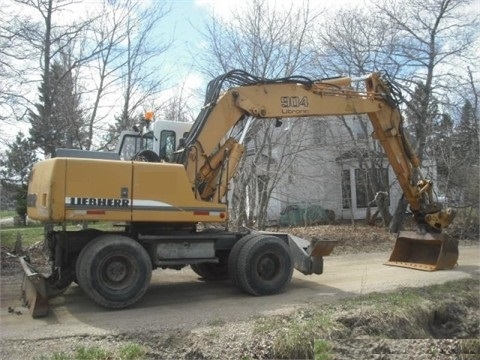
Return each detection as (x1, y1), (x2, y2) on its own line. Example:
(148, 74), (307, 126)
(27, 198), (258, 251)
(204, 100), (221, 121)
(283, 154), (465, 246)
(176, 71), (455, 233)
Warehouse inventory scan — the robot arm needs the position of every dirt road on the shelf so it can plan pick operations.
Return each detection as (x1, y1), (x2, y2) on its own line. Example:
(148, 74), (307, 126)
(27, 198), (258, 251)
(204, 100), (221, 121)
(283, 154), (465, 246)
(1, 246), (479, 342)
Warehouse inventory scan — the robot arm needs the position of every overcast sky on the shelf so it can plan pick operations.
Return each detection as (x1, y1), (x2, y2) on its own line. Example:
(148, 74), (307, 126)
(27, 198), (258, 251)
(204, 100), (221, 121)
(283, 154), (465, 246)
(156, 0), (377, 113)
(2, 0), (479, 144)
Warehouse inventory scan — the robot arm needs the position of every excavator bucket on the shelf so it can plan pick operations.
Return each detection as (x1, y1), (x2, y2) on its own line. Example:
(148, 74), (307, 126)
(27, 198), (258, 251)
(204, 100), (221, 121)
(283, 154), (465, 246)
(20, 256), (50, 318)
(385, 230), (459, 271)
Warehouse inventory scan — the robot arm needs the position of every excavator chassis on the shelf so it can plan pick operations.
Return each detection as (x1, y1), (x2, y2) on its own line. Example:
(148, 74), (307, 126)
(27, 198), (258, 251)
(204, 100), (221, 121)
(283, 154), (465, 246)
(386, 230), (459, 271)
(19, 232), (337, 318)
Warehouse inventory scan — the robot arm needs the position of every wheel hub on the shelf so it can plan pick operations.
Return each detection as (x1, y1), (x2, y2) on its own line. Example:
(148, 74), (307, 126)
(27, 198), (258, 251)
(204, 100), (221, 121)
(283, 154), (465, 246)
(105, 260), (128, 283)
(100, 256), (134, 289)
(257, 254), (279, 280)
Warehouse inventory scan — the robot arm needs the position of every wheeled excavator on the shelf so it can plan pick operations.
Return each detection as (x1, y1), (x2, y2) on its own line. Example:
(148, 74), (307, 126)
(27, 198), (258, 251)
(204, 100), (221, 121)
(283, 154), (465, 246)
(22, 70), (458, 317)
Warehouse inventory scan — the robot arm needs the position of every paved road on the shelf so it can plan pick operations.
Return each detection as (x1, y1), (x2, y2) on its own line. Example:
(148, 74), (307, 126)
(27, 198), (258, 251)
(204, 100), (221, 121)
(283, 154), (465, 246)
(1, 246), (479, 341)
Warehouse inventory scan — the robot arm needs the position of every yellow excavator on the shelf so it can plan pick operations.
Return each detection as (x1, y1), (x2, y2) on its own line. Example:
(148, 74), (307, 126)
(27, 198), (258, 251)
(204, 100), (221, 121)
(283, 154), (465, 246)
(22, 70), (458, 317)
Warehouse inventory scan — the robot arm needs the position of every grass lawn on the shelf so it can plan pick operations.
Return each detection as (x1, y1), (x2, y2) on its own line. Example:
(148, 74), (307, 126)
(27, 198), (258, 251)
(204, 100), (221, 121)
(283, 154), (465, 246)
(0, 210), (16, 219)
(0, 222), (119, 249)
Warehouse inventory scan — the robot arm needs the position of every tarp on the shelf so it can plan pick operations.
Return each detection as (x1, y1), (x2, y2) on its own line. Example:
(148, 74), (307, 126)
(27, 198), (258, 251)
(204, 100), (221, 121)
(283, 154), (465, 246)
(279, 204), (333, 227)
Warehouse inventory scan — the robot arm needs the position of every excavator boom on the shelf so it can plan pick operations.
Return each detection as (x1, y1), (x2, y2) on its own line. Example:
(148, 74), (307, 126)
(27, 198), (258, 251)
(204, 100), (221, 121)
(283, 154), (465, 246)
(177, 70), (457, 270)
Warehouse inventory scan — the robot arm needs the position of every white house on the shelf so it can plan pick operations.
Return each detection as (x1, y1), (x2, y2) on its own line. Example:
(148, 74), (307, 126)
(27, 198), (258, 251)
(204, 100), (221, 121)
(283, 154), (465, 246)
(256, 115), (437, 223)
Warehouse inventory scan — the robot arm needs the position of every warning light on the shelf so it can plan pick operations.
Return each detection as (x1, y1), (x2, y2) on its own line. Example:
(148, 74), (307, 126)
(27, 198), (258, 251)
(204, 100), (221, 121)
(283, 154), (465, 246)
(144, 111), (154, 122)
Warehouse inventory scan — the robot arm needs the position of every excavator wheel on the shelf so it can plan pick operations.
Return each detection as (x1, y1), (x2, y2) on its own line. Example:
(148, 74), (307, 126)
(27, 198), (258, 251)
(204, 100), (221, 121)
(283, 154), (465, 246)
(234, 235), (293, 296)
(228, 233), (265, 288)
(76, 234), (152, 309)
(191, 262), (229, 281)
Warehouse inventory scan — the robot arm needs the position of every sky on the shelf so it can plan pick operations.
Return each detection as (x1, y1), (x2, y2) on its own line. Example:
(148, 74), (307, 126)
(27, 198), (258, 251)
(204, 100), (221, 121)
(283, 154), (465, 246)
(160, 0), (369, 85)
(147, 0), (374, 114)
(2, 0), (479, 146)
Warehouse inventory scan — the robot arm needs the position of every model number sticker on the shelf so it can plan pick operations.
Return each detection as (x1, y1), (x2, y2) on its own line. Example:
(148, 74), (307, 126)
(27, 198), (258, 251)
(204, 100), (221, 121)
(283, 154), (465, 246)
(281, 96), (309, 108)
(281, 96), (309, 114)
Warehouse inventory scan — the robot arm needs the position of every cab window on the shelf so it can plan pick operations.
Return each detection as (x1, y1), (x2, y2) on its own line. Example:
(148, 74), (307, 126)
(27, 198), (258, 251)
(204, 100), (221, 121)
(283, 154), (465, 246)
(119, 133), (154, 160)
(159, 130), (176, 161)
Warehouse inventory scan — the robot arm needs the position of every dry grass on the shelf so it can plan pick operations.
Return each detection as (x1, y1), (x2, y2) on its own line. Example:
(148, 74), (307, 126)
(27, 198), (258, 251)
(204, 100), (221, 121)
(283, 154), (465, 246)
(276, 223), (397, 255)
(251, 278), (479, 359)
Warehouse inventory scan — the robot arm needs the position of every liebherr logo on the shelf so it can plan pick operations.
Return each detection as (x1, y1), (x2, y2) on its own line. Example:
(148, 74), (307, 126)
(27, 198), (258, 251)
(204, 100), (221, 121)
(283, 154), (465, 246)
(66, 197), (130, 208)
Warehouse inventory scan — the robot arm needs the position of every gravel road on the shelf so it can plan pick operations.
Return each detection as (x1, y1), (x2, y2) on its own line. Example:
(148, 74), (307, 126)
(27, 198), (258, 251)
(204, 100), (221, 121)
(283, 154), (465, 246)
(1, 246), (478, 343)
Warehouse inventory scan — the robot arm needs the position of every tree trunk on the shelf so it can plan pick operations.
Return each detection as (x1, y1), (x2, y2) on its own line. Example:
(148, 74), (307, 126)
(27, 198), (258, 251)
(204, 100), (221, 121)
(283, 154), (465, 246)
(376, 191), (392, 226)
(389, 196), (408, 233)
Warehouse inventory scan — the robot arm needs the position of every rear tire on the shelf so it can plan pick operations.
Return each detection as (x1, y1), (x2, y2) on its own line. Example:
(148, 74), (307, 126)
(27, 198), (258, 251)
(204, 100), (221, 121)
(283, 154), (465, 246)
(76, 234), (152, 309)
(228, 233), (263, 288)
(236, 235), (293, 296)
(191, 262), (229, 281)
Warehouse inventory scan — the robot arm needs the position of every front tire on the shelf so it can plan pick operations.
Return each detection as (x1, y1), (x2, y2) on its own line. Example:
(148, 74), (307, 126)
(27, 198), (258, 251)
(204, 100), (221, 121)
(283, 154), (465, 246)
(76, 235), (152, 309)
(228, 233), (264, 287)
(236, 235), (293, 296)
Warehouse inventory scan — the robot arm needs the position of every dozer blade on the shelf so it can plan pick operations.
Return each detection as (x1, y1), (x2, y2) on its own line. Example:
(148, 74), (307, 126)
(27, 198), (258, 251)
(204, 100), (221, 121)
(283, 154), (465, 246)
(385, 230), (459, 271)
(286, 234), (338, 275)
(20, 256), (49, 318)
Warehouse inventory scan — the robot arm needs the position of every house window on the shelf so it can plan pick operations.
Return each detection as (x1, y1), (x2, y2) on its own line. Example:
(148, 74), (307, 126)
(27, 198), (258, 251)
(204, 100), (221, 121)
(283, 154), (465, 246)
(355, 168), (389, 208)
(341, 169), (351, 209)
(313, 120), (327, 145)
(356, 132), (367, 141)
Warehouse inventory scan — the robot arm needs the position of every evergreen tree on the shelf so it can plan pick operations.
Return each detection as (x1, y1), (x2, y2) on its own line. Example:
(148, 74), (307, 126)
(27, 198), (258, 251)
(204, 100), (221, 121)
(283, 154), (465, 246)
(0, 133), (38, 225)
(456, 100), (478, 158)
(29, 59), (86, 157)
(452, 100), (479, 204)
(403, 82), (439, 162)
(101, 112), (144, 152)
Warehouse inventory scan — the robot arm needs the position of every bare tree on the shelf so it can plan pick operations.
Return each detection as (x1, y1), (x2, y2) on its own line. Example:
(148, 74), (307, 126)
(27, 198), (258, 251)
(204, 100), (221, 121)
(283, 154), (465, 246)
(313, 0), (478, 231)
(1, 0), (102, 156)
(98, 0), (172, 150)
(376, 0), (477, 155)
(199, 0), (320, 229)
(0, 6), (25, 129)
(373, 0), (478, 232)
(311, 7), (403, 227)
(158, 83), (196, 123)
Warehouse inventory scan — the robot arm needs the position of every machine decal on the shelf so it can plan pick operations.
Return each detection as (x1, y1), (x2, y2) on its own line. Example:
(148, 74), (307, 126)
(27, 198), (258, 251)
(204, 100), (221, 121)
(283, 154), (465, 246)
(132, 199), (225, 216)
(65, 197), (130, 209)
(193, 210), (223, 217)
(132, 199), (172, 209)
(65, 198), (224, 215)
(280, 96), (309, 115)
